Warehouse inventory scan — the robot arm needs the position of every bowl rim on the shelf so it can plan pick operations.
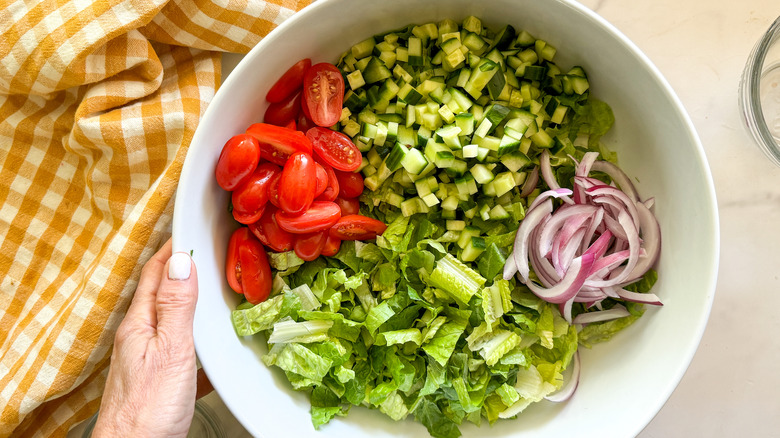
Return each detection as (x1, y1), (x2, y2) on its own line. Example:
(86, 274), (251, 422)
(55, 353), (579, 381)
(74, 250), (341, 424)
(172, 0), (720, 436)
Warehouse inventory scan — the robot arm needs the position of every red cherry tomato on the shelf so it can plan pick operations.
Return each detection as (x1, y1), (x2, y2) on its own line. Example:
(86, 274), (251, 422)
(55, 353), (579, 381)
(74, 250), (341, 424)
(321, 234), (341, 257)
(334, 170), (364, 198)
(275, 201), (341, 234)
(266, 58), (311, 103)
(329, 215), (387, 240)
(293, 231), (328, 261)
(314, 163), (328, 198)
(315, 162), (339, 202)
(264, 91), (302, 126)
(297, 113), (317, 133)
(334, 197), (360, 216)
(246, 123), (312, 166)
(302, 63), (344, 127)
(267, 172), (282, 208)
(249, 206), (295, 252)
(226, 227), (272, 304)
(305, 127), (361, 172)
(284, 119), (297, 131)
(231, 163), (280, 224)
(215, 134), (260, 191)
(278, 152), (317, 215)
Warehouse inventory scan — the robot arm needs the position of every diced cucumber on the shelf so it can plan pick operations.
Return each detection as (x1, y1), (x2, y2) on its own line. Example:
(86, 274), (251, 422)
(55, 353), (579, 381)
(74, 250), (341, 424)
(492, 172), (516, 197)
(363, 57), (393, 84)
(500, 150), (531, 172)
(385, 143), (408, 171)
(461, 236), (486, 262)
(441, 195), (460, 211)
(488, 204), (510, 220)
(352, 37), (376, 59)
(463, 59), (499, 99)
(421, 193), (440, 207)
(469, 163), (494, 184)
(401, 147), (428, 175)
(457, 226), (481, 249)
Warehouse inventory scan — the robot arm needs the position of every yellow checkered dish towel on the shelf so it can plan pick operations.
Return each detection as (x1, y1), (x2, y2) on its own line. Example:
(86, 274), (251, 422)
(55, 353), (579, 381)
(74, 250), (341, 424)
(0, 0), (311, 435)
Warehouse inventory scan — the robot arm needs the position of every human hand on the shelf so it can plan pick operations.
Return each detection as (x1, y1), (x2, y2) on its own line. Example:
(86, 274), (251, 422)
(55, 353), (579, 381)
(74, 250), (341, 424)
(93, 239), (200, 437)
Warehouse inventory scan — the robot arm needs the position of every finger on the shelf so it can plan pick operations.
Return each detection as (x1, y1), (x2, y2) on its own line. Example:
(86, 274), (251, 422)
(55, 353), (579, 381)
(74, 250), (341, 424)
(195, 368), (215, 400)
(155, 251), (199, 340)
(123, 239), (173, 331)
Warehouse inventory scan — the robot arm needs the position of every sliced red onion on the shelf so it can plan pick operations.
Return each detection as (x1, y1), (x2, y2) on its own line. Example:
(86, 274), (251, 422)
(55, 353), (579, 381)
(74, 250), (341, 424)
(616, 289), (664, 306)
(584, 211), (640, 288)
(553, 228), (587, 277)
(513, 200), (553, 282)
(508, 157), (663, 315)
(541, 150), (559, 189)
(624, 201), (661, 283)
(561, 297), (575, 324)
(519, 166), (539, 197)
(528, 188), (573, 212)
(580, 208), (606, 254)
(582, 229), (613, 260)
(573, 290), (608, 303)
(574, 176), (610, 192)
(587, 185), (641, 231)
(573, 152), (599, 204)
(600, 285), (621, 299)
(545, 351), (581, 402)
(538, 204), (598, 257)
(602, 214), (629, 241)
(527, 253), (595, 304)
(530, 217), (560, 287)
(644, 197), (655, 209)
(572, 305), (631, 324)
(503, 251), (518, 281)
(591, 160), (639, 202)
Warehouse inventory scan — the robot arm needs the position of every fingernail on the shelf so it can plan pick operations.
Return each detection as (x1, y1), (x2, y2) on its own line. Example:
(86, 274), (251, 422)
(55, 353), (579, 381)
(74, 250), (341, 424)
(168, 252), (192, 280)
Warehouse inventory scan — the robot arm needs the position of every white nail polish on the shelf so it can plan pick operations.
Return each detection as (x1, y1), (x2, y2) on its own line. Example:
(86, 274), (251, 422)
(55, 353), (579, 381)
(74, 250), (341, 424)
(168, 252), (192, 280)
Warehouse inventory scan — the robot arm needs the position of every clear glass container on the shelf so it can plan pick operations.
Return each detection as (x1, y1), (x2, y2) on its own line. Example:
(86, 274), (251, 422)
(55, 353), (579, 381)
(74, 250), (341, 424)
(81, 399), (226, 438)
(740, 16), (780, 166)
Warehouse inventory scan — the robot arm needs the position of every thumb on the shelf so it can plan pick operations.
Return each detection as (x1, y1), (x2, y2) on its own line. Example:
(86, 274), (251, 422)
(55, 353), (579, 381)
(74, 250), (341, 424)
(155, 252), (199, 338)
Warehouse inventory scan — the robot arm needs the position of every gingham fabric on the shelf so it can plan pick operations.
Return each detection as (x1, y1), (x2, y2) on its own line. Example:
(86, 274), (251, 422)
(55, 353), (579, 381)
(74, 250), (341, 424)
(0, 0), (310, 436)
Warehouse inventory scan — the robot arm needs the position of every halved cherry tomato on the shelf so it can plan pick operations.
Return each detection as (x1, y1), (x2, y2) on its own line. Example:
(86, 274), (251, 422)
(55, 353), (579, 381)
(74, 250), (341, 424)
(249, 205), (295, 252)
(226, 227), (272, 304)
(284, 119), (297, 131)
(315, 161), (339, 202)
(314, 164), (328, 198)
(226, 228), (245, 293)
(275, 201), (341, 234)
(334, 170), (364, 198)
(334, 196), (360, 216)
(266, 58), (311, 103)
(321, 234), (341, 257)
(246, 123), (312, 166)
(302, 63), (344, 127)
(231, 163), (280, 224)
(293, 231), (328, 261)
(329, 215), (387, 240)
(264, 91), (301, 126)
(215, 134), (260, 191)
(306, 127), (361, 172)
(278, 152), (316, 215)
(267, 172), (282, 208)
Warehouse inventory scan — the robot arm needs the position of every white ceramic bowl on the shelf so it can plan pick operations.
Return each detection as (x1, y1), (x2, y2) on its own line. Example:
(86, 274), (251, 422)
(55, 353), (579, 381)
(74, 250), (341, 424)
(173, 0), (719, 436)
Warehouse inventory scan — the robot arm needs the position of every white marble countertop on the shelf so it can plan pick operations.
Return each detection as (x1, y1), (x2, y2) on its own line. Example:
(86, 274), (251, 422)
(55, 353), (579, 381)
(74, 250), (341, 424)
(69, 0), (780, 436)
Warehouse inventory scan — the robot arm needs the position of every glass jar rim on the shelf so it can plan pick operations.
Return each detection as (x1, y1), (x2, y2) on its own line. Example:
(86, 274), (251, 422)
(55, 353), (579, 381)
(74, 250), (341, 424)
(740, 16), (780, 166)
